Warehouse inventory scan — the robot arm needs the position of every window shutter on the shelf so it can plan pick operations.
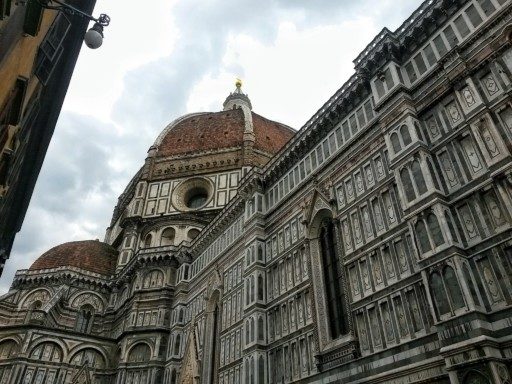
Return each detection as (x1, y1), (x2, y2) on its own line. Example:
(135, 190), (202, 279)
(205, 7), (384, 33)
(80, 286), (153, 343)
(23, 0), (43, 36)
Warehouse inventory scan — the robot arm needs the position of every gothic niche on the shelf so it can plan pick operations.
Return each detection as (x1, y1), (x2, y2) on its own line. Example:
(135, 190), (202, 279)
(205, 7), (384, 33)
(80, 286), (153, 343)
(306, 201), (351, 352)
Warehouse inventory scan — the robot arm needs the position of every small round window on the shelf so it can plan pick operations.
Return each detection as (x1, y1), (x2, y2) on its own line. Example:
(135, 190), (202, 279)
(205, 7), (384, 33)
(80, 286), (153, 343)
(172, 177), (213, 212)
(185, 188), (208, 209)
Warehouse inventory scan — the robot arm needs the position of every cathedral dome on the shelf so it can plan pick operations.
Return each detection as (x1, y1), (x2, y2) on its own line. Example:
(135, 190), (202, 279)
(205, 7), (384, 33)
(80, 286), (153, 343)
(29, 240), (118, 276)
(150, 82), (295, 160)
(152, 108), (294, 159)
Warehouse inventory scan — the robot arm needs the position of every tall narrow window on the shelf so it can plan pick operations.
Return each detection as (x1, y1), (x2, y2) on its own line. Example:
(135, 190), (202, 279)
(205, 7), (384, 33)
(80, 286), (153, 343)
(209, 304), (220, 383)
(400, 125), (412, 146)
(75, 305), (94, 333)
(443, 266), (465, 310)
(258, 317), (264, 341)
(390, 132), (402, 153)
(415, 220), (432, 254)
(257, 275), (264, 301)
(430, 272), (450, 316)
(319, 218), (347, 338)
(258, 356), (265, 384)
(411, 160), (427, 195)
(427, 214), (444, 247)
(170, 370), (177, 384)
(400, 168), (416, 202)
(174, 334), (181, 356)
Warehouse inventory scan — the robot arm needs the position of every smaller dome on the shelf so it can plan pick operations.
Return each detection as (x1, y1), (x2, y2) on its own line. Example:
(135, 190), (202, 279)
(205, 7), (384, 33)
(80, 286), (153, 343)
(30, 240), (118, 276)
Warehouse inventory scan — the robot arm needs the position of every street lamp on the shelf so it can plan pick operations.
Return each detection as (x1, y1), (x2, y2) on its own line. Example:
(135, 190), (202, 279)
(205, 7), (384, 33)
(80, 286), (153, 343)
(34, 0), (111, 49)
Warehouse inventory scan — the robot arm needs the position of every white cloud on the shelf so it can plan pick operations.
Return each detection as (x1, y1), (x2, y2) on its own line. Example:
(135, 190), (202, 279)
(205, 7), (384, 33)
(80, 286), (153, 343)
(0, 0), (424, 292)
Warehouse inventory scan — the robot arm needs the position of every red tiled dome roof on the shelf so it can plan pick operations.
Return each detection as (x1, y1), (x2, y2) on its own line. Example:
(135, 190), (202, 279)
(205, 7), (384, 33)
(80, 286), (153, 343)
(155, 108), (295, 158)
(30, 240), (118, 276)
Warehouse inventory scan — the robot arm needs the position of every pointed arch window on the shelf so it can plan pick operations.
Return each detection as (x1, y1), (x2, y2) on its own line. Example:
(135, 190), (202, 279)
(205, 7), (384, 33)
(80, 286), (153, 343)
(463, 264), (480, 306)
(443, 266), (465, 309)
(257, 316), (264, 341)
(257, 274), (264, 301)
(319, 218), (347, 338)
(411, 160), (427, 194)
(258, 355), (265, 384)
(390, 132), (402, 154)
(400, 168), (416, 202)
(75, 304), (94, 334)
(430, 272), (450, 316)
(427, 214), (444, 247)
(415, 220), (431, 254)
(400, 125), (412, 146)
(173, 334), (181, 356)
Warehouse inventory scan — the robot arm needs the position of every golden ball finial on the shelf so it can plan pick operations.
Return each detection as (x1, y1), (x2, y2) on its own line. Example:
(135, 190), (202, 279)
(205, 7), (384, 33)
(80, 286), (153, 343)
(235, 78), (242, 88)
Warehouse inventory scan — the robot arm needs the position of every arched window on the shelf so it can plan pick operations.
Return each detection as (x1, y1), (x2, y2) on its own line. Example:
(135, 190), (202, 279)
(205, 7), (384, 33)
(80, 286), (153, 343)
(75, 304), (94, 333)
(390, 132), (402, 153)
(245, 320), (250, 344)
(430, 272), (450, 316)
(246, 280), (250, 305)
(188, 228), (200, 241)
(400, 168), (416, 202)
(257, 275), (264, 301)
(400, 125), (412, 146)
(258, 316), (264, 341)
(245, 359), (250, 384)
(445, 211), (458, 242)
(143, 233), (152, 248)
(250, 275), (255, 302)
(443, 266), (465, 310)
(463, 264), (480, 306)
(170, 369), (177, 384)
(258, 355), (265, 384)
(427, 213), (444, 247)
(174, 334), (181, 356)
(160, 227), (175, 246)
(250, 356), (255, 384)
(178, 308), (184, 323)
(411, 160), (427, 195)
(414, 122), (425, 142)
(258, 245), (264, 261)
(319, 218), (347, 338)
(128, 343), (151, 363)
(415, 220), (431, 254)
(250, 317), (255, 341)
(246, 249), (251, 266)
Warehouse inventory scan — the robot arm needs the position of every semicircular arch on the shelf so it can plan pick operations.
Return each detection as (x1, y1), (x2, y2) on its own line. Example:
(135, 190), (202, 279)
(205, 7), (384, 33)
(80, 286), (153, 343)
(19, 288), (52, 309)
(69, 291), (106, 313)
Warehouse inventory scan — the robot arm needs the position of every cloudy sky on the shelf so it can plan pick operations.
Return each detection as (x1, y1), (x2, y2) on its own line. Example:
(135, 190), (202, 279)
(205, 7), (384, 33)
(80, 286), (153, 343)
(0, 0), (424, 292)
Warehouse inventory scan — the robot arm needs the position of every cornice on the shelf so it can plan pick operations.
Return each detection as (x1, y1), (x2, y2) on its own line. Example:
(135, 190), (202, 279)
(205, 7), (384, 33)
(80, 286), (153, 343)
(13, 268), (112, 290)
